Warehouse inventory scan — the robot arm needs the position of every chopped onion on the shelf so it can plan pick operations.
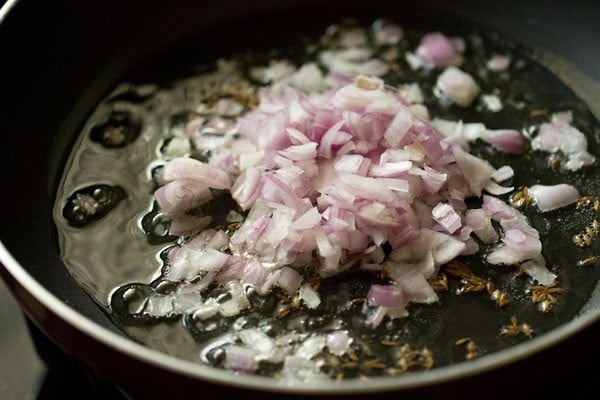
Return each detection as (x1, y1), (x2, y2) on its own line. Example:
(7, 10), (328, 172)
(299, 284), (321, 309)
(416, 32), (464, 68)
(153, 47), (572, 333)
(436, 67), (480, 107)
(528, 184), (580, 212)
(224, 345), (258, 373)
(486, 54), (511, 71)
(367, 284), (407, 308)
(531, 112), (595, 171)
(326, 330), (352, 356)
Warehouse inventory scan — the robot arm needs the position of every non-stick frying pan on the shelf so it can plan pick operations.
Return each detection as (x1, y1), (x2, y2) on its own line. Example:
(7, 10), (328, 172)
(0, 1), (598, 399)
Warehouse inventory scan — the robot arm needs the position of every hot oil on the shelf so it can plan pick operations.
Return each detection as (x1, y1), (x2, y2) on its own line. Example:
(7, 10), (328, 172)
(52, 17), (600, 377)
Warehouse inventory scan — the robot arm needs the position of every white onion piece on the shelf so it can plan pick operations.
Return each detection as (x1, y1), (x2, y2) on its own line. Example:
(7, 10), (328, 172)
(565, 151), (595, 171)
(367, 284), (407, 308)
(531, 112), (595, 171)
(436, 67), (480, 107)
(192, 299), (220, 320)
(452, 144), (496, 196)
(464, 209), (498, 244)
(416, 32), (464, 68)
(528, 184), (580, 212)
(374, 23), (403, 45)
(319, 49), (389, 77)
(163, 136), (191, 158)
(212, 98), (245, 117)
(250, 60), (296, 84)
(487, 229), (542, 265)
(486, 54), (511, 71)
(154, 179), (212, 216)
(222, 282), (250, 316)
(143, 295), (174, 318)
(521, 259), (556, 287)
(167, 247), (230, 281)
(398, 83), (424, 104)
(299, 284), (321, 309)
(482, 196), (555, 285)
(481, 129), (527, 154)
(224, 345), (258, 373)
(385, 252), (435, 278)
(396, 271), (438, 304)
(277, 266), (303, 295)
(326, 330), (352, 356)
(431, 203), (461, 233)
(290, 63), (327, 93)
(281, 356), (328, 383)
(239, 328), (275, 354)
(481, 94), (503, 112)
(159, 157), (232, 189)
(492, 166), (514, 182)
(296, 335), (326, 359)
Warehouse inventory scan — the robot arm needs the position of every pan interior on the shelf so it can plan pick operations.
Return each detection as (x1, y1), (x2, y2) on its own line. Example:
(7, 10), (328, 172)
(48, 6), (600, 387)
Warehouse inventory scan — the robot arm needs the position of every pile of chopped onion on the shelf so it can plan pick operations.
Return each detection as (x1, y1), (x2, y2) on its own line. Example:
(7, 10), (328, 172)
(153, 71), (566, 324)
(145, 27), (594, 375)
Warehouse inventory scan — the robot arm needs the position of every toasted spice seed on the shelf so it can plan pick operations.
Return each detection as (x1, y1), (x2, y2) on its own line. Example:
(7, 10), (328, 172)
(397, 344), (435, 371)
(577, 256), (598, 267)
(347, 351), (359, 361)
(340, 362), (358, 369)
(306, 276), (321, 291)
(530, 283), (564, 313)
(292, 295), (301, 309)
(327, 355), (340, 368)
(461, 282), (487, 293)
(444, 260), (472, 279)
(530, 109), (548, 117)
(586, 226), (596, 237)
(275, 293), (290, 303)
(501, 316), (533, 337)
(539, 300), (551, 313)
(354, 75), (382, 90)
(513, 264), (526, 276)
(520, 323), (533, 337)
(354, 339), (373, 356)
(351, 297), (367, 305)
(381, 340), (399, 347)
(511, 186), (532, 209)
(428, 273), (448, 291)
(577, 196), (596, 208)
(595, 200), (600, 212)
(277, 306), (292, 318)
(421, 349), (434, 369)
(226, 222), (241, 231)
(455, 338), (479, 360)
(491, 289), (510, 307)
(573, 233), (593, 248)
(363, 359), (386, 369)
(593, 219), (600, 234)
(549, 154), (562, 169)
(386, 368), (404, 376)
(444, 261), (508, 305)
(465, 342), (478, 360)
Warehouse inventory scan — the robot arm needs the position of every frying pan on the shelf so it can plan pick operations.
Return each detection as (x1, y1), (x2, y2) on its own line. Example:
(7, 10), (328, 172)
(0, 0), (599, 398)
